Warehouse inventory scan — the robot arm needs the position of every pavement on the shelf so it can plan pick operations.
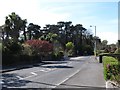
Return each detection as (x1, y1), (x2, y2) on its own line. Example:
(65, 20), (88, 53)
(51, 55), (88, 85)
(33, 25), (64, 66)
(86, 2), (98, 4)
(1, 56), (107, 89)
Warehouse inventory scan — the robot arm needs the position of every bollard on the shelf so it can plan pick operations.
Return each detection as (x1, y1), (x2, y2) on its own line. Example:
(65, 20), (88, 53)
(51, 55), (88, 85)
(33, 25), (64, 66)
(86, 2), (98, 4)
(99, 55), (102, 63)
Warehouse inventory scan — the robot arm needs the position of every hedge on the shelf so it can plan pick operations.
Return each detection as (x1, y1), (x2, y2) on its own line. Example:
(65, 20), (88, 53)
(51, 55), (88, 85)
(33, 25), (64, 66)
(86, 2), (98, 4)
(103, 56), (120, 84)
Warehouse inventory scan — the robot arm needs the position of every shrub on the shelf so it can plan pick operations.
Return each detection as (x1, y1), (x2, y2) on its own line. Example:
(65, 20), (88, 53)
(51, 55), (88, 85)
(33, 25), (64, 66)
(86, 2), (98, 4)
(103, 56), (120, 84)
(114, 48), (120, 54)
(66, 42), (74, 56)
(66, 42), (74, 50)
(25, 40), (53, 56)
(68, 49), (74, 56)
(83, 45), (94, 55)
(50, 52), (57, 60)
(2, 40), (23, 65)
(57, 51), (64, 59)
(2, 40), (22, 55)
(51, 51), (64, 60)
(22, 44), (33, 56)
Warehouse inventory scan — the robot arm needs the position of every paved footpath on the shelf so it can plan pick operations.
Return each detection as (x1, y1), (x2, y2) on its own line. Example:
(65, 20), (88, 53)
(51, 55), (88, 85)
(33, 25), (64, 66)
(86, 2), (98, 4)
(56, 56), (106, 89)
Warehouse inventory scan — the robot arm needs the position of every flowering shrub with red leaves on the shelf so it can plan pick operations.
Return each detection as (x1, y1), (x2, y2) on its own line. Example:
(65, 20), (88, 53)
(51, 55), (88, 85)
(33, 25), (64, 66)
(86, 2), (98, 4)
(25, 40), (53, 55)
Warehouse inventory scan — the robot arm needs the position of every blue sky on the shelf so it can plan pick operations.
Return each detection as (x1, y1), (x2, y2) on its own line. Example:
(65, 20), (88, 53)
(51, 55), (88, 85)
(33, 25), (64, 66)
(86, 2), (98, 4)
(0, 0), (119, 44)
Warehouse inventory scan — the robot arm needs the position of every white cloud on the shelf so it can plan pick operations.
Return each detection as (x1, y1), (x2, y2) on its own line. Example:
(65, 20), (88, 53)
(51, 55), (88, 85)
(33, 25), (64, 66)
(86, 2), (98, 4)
(0, 0), (39, 24)
(0, 0), (70, 27)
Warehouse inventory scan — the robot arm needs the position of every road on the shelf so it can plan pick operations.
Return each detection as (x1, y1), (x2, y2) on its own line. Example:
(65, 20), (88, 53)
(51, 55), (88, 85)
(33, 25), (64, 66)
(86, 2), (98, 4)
(1, 56), (106, 89)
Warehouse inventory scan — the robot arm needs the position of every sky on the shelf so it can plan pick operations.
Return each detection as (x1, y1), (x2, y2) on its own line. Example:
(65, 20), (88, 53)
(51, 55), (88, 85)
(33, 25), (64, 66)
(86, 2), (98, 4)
(0, 0), (119, 44)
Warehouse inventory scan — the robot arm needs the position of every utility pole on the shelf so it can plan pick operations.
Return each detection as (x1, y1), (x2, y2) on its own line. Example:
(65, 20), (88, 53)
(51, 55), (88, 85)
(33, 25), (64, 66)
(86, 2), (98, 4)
(90, 25), (97, 57)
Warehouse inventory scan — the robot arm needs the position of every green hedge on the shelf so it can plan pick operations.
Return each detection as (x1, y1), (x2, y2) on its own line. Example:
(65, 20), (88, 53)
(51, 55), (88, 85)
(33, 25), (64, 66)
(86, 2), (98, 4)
(103, 56), (120, 84)
(2, 54), (42, 66)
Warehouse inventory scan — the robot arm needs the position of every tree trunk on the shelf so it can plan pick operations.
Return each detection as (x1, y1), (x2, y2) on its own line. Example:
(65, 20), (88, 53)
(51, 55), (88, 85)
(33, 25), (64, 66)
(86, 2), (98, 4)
(23, 29), (27, 41)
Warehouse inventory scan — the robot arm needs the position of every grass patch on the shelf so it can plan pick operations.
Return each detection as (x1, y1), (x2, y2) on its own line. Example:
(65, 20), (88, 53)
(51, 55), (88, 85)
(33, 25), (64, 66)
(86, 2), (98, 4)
(103, 56), (120, 84)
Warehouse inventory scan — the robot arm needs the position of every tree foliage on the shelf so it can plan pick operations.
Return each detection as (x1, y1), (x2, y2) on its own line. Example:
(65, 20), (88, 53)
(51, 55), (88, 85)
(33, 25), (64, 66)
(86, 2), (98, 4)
(66, 42), (74, 50)
(3, 12), (27, 42)
(25, 40), (53, 55)
(1, 12), (100, 57)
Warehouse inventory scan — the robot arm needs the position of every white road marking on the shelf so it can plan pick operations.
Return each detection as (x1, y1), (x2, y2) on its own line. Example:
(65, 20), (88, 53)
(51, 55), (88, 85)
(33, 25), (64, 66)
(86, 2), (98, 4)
(45, 68), (52, 71)
(16, 76), (24, 80)
(17, 72), (37, 80)
(24, 75), (36, 79)
(16, 68), (55, 80)
(39, 70), (48, 72)
(53, 62), (89, 88)
(33, 68), (56, 73)
(15, 61), (73, 81)
(31, 72), (37, 75)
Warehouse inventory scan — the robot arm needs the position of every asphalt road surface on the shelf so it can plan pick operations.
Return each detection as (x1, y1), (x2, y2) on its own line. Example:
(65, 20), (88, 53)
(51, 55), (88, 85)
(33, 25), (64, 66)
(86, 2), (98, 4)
(1, 56), (106, 89)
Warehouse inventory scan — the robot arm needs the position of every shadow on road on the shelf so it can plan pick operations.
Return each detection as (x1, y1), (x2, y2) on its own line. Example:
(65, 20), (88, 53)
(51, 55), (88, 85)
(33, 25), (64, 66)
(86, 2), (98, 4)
(2, 73), (31, 88)
(41, 61), (68, 65)
(69, 59), (86, 62)
(2, 60), (68, 73)
(41, 65), (73, 68)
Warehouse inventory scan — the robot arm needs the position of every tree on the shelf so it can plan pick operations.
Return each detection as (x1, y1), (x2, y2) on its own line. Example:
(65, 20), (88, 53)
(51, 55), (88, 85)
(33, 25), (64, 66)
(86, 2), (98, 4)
(57, 21), (64, 30)
(27, 23), (34, 40)
(101, 40), (108, 50)
(21, 19), (27, 41)
(71, 24), (87, 55)
(57, 21), (73, 49)
(0, 25), (5, 41)
(4, 12), (27, 42)
(66, 42), (74, 50)
(64, 21), (72, 44)
(27, 23), (41, 40)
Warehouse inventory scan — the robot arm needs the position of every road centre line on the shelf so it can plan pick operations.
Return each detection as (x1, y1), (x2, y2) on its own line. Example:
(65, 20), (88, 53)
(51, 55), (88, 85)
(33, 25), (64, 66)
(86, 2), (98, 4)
(31, 72), (37, 75)
(53, 62), (89, 88)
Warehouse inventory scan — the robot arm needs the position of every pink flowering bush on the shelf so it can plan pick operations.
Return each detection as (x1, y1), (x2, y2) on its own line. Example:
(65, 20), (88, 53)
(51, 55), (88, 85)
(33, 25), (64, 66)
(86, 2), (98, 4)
(103, 56), (120, 84)
(25, 40), (53, 55)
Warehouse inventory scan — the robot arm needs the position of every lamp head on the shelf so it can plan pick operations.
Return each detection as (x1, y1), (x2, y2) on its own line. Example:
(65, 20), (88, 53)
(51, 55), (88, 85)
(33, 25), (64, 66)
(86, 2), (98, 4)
(90, 25), (92, 27)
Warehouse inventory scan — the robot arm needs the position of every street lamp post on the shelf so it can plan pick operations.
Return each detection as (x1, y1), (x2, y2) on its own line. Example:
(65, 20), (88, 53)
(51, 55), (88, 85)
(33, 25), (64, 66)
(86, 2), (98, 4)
(90, 25), (97, 57)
